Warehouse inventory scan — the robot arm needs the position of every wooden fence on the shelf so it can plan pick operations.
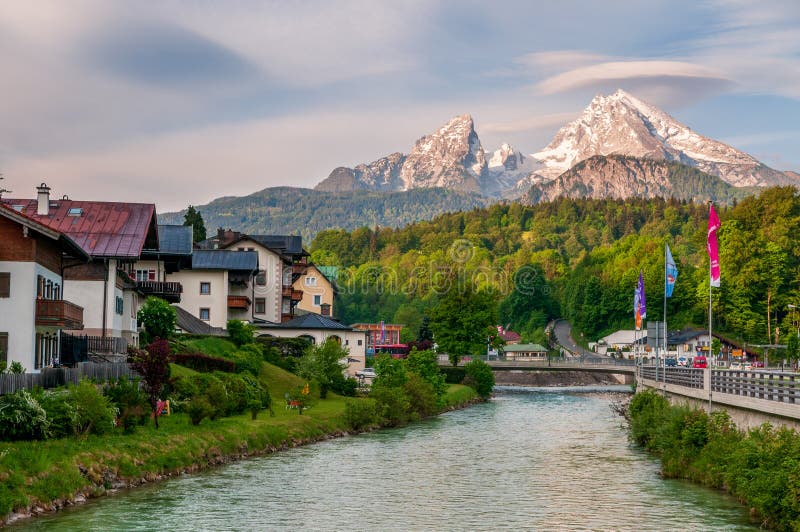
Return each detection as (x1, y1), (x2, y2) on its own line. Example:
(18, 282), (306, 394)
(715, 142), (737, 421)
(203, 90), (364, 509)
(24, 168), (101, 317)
(0, 362), (137, 395)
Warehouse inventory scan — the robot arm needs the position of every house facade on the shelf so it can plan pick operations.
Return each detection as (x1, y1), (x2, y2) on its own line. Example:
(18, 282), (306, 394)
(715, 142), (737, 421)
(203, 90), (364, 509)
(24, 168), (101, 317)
(0, 203), (88, 372)
(294, 263), (336, 317)
(503, 343), (548, 361)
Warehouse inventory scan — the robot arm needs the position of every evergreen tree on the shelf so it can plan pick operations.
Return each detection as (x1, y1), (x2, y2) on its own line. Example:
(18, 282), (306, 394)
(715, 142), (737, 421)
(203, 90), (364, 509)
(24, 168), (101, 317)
(183, 205), (207, 243)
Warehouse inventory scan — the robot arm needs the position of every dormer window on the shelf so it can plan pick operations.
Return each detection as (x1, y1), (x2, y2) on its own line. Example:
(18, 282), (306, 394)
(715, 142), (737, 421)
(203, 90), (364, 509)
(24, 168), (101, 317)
(67, 207), (83, 216)
(11, 205), (23, 212)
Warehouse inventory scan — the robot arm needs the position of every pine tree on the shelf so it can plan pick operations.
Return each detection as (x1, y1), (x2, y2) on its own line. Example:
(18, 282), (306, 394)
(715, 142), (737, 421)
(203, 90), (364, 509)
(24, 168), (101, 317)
(183, 205), (207, 243)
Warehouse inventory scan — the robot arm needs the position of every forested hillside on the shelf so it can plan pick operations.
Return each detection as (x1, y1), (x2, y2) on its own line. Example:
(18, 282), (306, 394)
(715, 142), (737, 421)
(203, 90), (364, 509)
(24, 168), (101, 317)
(159, 187), (491, 241)
(310, 187), (800, 350)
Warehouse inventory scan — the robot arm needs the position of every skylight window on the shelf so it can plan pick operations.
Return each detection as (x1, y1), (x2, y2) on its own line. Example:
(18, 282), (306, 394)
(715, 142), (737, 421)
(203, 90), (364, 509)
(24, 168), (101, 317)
(67, 207), (83, 216)
(11, 205), (23, 212)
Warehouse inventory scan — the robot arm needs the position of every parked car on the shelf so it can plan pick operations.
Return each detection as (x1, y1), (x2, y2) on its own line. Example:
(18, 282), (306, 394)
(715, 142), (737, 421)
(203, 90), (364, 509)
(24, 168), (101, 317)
(743, 362), (753, 371)
(692, 356), (708, 369)
(729, 361), (742, 370)
(355, 368), (377, 379)
(677, 356), (689, 367)
(664, 358), (678, 367)
(753, 361), (765, 368)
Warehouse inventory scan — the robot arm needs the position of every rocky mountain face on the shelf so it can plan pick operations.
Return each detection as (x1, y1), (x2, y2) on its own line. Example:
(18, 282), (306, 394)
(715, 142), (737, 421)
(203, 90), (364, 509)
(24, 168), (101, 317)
(525, 155), (755, 205)
(315, 115), (530, 197)
(315, 89), (797, 200)
(532, 89), (794, 188)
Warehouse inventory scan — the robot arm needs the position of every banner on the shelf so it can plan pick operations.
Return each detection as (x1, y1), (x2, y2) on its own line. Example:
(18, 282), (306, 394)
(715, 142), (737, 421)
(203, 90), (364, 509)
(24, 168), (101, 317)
(638, 271), (646, 319)
(634, 289), (641, 330)
(665, 244), (678, 297)
(708, 204), (721, 287)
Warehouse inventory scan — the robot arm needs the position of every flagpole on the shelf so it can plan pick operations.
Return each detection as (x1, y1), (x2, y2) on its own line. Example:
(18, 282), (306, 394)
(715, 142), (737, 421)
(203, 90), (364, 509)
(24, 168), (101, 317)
(663, 244), (668, 386)
(708, 202), (714, 410)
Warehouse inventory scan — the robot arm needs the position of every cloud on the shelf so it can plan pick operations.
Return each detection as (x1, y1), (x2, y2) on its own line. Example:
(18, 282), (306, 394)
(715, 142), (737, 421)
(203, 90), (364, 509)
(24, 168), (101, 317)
(516, 50), (611, 71)
(535, 60), (731, 95)
(481, 112), (578, 135)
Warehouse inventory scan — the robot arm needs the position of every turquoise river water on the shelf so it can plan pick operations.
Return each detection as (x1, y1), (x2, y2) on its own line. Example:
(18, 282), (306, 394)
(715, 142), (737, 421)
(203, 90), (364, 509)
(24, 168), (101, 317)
(14, 386), (758, 531)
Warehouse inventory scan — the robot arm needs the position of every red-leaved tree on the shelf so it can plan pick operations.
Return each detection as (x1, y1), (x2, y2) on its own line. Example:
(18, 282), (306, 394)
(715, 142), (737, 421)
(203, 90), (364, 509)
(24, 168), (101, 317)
(130, 338), (172, 429)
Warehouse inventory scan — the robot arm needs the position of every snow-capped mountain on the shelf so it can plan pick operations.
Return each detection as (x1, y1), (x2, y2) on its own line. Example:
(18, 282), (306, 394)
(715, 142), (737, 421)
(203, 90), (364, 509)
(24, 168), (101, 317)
(532, 89), (793, 187)
(315, 115), (526, 197)
(315, 89), (798, 199)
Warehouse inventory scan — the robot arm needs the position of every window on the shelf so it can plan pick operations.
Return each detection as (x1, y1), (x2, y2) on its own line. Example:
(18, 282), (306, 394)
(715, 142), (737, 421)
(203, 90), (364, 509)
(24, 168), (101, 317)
(305, 276), (317, 286)
(0, 333), (7, 366)
(0, 272), (9, 298)
(67, 207), (83, 216)
(313, 295), (322, 306)
(115, 296), (124, 315)
(200, 282), (211, 295)
(255, 298), (266, 314)
(256, 270), (267, 286)
(358, 339), (363, 346)
(199, 308), (210, 321)
(53, 284), (60, 300)
(136, 270), (155, 282)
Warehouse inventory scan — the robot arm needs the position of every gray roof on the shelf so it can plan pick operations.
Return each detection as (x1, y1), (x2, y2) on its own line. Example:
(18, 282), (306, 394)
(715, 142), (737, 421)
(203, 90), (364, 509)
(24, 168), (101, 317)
(504, 343), (548, 352)
(249, 235), (306, 256)
(173, 305), (226, 336)
(262, 313), (353, 330)
(191, 250), (258, 271)
(157, 225), (193, 255)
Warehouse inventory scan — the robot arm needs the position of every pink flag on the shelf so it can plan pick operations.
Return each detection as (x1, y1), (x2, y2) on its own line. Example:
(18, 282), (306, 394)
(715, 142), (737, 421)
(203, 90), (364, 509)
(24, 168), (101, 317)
(708, 204), (720, 287)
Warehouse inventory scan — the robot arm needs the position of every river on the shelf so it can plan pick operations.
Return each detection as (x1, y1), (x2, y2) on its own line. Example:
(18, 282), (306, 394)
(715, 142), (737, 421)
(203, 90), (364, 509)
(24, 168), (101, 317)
(15, 386), (757, 531)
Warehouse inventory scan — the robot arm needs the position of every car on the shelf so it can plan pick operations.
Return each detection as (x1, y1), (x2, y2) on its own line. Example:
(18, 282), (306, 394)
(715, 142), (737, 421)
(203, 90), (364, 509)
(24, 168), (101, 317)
(677, 356), (689, 367)
(692, 356), (708, 369)
(753, 361), (765, 368)
(743, 362), (753, 371)
(355, 368), (377, 379)
(729, 361), (742, 370)
(664, 358), (678, 367)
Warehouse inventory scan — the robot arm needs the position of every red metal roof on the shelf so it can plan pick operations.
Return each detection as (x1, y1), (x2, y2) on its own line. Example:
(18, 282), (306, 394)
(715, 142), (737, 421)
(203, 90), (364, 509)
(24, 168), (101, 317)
(1, 198), (157, 259)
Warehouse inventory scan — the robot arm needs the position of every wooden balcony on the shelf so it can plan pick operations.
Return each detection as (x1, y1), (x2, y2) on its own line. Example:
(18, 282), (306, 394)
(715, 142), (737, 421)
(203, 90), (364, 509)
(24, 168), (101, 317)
(282, 286), (303, 301)
(136, 281), (183, 303)
(227, 295), (251, 310)
(36, 299), (84, 329)
(292, 263), (308, 276)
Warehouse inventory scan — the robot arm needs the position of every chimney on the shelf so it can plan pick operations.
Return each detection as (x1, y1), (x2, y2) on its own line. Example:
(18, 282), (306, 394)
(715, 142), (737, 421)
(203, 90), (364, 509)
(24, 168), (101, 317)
(36, 183), (51, 216)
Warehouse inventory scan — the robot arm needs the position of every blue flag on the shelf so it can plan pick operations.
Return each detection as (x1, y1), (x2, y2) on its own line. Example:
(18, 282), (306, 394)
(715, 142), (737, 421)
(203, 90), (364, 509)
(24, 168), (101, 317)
(665, 244), (678, 298)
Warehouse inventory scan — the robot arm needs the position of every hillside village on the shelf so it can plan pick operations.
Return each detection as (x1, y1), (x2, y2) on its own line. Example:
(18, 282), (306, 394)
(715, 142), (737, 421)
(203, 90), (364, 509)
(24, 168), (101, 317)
(0, 182), (370, 377)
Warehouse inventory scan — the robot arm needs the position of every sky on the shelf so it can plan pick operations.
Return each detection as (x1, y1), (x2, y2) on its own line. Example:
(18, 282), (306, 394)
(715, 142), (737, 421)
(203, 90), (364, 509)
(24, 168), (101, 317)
(1, 0), (799, 212)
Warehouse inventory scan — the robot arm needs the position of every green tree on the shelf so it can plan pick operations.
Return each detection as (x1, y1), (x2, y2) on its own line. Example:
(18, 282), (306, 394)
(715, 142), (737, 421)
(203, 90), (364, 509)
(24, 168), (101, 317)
(463, 359), (495, 399)
(137, 297), (177, 343)
(183, 205), (207, 243)
(296, 338), (348, 399)
(405, 348), (447, 402)
(227, 320), (255, 347)
(786, 333), (799, 367)
(430, 282), (498, 366)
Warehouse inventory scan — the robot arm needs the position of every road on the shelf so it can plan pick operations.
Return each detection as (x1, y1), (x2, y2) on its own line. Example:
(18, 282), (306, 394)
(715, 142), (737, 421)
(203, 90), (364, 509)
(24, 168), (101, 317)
(552, 319), (604, 361)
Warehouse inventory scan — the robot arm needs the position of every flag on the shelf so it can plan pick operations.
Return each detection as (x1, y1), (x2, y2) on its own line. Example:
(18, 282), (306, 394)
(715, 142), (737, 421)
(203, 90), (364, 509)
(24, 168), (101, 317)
(634, 289), (641, 330)
(665, 244), (678, 298)
(638, 271), (647, 319)
(708, 204), (721, 287)
(380, 320), (386, 343)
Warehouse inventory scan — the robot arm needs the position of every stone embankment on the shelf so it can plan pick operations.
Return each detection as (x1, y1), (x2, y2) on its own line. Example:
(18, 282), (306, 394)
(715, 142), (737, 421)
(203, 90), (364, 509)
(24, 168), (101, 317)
(494, 370), (625, 387)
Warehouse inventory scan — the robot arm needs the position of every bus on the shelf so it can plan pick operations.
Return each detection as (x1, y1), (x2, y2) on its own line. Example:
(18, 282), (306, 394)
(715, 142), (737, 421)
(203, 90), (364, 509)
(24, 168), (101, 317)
(372, 343), (410, 359)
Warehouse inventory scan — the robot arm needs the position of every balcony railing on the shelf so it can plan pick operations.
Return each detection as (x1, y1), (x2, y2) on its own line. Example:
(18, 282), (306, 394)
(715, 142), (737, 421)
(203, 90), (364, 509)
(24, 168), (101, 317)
(282, 286), (303, 301)
(227, 295), (251, 309)
(292, 263), (308, 276)
(36, 299), (84, 329)
(135, 281), (183, 303)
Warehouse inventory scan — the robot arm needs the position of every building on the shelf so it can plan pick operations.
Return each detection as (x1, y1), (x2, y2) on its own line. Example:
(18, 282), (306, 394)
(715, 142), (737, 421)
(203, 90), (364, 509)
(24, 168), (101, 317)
(503, 343), (548, 361)
(497, 327), (521, 345)
(168, 249), (258, 329)
(0, 202), (89, 372)
(351, 322), (404, 354)
(200, 229), (309, 323)
(294, 263), (336, 317)
(2, 184), (171, 356)
(256, 314), (368, 376)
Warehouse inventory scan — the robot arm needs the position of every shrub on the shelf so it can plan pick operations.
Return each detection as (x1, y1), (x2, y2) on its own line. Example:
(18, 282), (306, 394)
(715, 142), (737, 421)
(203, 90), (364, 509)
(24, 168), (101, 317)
(187, 396), (214, 426)
(173, 352), (236, 373)
(227, 320), (255, 347)
(69, 380), (118, 436)
(254, 336), (310, 358)
(104, 377), (149, 433)
(344, 399), (379, 430)
(216, 373), (249, 415)
(231, 344), (264, 376)
(137, 297), (177, 343)
(8, 361), (25, 374)
(262, 346), (297, 373)
(36, 389), (77, 439)
(405, 349), (447, 403)
(440, 366), (466, 384)
(0, 389), (50, 441)
(403, 373), (438, 420)
(463, 359), (495, 399)
(369, 382), (411, 427)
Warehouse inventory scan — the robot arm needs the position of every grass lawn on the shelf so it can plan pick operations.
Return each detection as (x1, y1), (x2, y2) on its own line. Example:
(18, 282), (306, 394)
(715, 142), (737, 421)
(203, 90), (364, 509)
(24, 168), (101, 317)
(0, 360), (478, 522)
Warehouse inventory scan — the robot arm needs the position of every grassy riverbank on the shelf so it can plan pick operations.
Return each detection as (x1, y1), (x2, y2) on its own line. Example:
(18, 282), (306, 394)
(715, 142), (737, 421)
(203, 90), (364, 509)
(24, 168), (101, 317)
(628, 390), (800, 530)
(0, 361), (478, 525)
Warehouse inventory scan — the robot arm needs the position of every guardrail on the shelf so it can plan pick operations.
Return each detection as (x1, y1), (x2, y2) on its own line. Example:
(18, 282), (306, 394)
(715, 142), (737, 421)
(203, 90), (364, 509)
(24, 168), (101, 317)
(711, 371), (800, 404)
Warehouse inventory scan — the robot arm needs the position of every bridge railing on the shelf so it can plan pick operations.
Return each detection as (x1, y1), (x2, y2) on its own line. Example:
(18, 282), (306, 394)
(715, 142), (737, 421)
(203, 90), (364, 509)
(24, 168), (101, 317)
(711, 371), (800, 404)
